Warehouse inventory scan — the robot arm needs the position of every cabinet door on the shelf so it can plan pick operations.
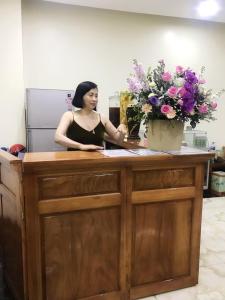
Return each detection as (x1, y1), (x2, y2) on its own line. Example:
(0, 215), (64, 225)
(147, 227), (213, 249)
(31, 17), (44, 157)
(128, 165), (203, 299)
(25, 170), (126, 300)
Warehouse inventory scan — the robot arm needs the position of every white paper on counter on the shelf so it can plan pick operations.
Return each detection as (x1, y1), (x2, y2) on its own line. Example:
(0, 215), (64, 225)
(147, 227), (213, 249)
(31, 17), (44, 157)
(166, 146), (208, 155)
(98, 149), (137, 157)
(127, 149), (165, 155)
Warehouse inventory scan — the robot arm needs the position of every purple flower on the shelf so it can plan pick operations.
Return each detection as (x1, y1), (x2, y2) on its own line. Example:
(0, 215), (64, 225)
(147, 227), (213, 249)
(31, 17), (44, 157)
(148, 96), (160, 106)
(182, 101), (195, 113)
(185, 70), (198, 84)
(180, 88), (196, 113)
(184, 82), (195, 93)
(182, 94), (196, 113)
(127, 77), (142, 93)
(183, 90), (193, 99)
(142, 81), (150, 92)
(133, 63), (145, 80)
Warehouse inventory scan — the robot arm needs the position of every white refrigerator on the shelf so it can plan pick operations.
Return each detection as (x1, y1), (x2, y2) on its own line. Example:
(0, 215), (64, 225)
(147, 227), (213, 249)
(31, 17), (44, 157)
(26, 88), (74, 152)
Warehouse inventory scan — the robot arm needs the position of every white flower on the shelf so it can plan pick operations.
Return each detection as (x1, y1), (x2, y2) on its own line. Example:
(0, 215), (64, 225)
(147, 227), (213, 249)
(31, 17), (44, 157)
(198, 86), (205, 94)
(148, 92), (156, 98)
(149, 81), (156, 87)
(174, 78), (185, 87)
(211, 94), (219, 101)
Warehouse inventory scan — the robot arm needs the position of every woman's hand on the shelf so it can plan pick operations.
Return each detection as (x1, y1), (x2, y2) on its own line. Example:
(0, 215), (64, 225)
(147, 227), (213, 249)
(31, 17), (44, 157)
(115, 124), (127, 141)
(117, 124), (127, 136)
(79, 144), (104, 151)
(102, 115), (127, 142)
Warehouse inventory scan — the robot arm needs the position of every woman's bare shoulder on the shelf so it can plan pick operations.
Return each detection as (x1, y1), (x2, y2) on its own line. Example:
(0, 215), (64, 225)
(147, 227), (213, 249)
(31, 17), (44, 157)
(99, 113), (108, 124)
(62, 111), (74, 119)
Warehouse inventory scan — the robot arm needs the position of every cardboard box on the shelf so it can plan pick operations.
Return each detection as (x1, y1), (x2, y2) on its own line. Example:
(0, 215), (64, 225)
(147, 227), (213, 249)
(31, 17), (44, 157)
(222, 146), (225, 159)
(211, 171), (225, 195)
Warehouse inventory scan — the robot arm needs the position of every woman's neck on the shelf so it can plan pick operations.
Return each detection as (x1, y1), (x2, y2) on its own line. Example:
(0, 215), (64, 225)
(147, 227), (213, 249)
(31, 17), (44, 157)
(79, 108), (94, 116)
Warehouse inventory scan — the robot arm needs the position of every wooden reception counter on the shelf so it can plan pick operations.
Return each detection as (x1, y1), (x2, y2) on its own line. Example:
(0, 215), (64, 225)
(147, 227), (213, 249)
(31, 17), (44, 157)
(0, 147), (213, 300)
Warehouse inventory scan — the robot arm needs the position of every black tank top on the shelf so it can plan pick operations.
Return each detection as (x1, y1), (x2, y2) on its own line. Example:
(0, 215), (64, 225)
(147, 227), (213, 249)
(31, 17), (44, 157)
(66, 112), (106, 151)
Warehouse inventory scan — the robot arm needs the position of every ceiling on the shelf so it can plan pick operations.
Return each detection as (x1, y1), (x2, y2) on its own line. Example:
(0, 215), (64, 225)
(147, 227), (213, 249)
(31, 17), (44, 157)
(44, 0), (225, 23)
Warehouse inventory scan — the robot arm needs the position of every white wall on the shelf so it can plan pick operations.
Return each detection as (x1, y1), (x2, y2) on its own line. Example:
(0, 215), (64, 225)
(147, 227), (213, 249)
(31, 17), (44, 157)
(21, 1), (225, 148)
(0, 0), (25, 148)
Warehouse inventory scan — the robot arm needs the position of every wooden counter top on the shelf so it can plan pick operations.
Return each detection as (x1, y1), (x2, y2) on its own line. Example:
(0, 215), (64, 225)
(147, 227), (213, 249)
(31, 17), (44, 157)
(22, 145), (214, 170)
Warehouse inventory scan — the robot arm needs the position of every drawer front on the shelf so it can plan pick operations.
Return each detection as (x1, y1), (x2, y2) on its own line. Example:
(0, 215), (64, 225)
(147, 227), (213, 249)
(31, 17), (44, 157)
(39, 171), (120, 200)
(133, 168), (194, 190)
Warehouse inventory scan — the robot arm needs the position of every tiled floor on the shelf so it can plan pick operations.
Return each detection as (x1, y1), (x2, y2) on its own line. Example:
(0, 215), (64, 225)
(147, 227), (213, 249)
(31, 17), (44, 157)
(0, 198), (224, 300)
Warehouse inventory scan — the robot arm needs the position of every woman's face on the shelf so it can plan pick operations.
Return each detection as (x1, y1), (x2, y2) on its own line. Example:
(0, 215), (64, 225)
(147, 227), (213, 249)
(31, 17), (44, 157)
(83, 88), (98, 110)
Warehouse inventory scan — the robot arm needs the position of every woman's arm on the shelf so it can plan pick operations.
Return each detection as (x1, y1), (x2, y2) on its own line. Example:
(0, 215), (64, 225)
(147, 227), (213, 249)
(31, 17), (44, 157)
(55, 112), (103, 150)
(102, 115), (127, 142)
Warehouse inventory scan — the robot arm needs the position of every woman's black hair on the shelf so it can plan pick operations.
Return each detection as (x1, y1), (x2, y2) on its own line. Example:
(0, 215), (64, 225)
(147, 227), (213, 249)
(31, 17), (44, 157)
(72, 81), (98, 108)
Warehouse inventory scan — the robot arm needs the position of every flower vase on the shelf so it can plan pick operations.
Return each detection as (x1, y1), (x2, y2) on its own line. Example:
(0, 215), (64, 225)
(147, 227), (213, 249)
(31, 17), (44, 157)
(147, 120), (184, 151)
(126, 106), (141, 139)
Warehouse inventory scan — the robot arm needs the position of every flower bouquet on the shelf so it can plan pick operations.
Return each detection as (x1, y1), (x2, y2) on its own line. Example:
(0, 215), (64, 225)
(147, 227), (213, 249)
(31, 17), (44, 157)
(126, 59), (224, 150)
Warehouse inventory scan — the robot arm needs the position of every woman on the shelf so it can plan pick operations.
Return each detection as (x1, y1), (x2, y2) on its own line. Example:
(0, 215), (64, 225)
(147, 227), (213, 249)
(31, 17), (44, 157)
(55, 81), (127, 150)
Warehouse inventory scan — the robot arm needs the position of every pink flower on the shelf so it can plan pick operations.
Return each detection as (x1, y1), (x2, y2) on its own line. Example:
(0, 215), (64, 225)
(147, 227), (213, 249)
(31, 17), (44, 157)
(161, 72), (172, 82)
(198, 79), (206, 84)
(177, 99), (183, 106)
(198, 104), (208, 114)
(178, 87), (186, 97)
(166, 109), (176, 119)
(210, 101), (217, 109)
(161, 104), (172, 114)
(176, 66), (184, 74)
(167, 86), (178, 98)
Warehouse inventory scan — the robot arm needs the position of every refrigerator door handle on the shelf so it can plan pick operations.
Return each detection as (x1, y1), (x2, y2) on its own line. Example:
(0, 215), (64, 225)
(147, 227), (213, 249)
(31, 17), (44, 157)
(27, 129), (31, 152)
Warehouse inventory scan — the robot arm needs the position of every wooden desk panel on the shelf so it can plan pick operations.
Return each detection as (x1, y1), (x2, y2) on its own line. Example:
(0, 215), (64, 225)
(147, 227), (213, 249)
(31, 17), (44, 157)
(131, 199), (192, 284)
(133, 167), (194, 190)
(39, 171), (120, 199)
(41, 206), (121, 299)
(0, 149), (213, 300)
